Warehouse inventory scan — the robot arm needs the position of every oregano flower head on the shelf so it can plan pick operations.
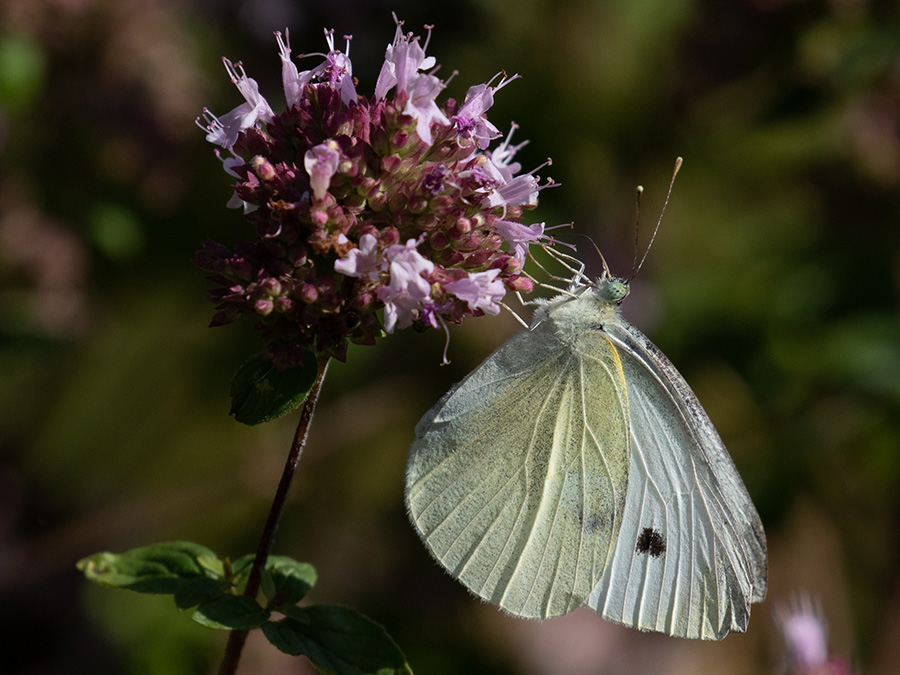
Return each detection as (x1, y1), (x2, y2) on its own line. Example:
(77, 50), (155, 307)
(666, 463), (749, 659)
(196, 17), (557, 369)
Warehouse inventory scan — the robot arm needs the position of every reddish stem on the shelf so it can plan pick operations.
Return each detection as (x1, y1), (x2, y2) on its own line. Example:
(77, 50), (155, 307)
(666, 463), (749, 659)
(217, 354), (330, 675)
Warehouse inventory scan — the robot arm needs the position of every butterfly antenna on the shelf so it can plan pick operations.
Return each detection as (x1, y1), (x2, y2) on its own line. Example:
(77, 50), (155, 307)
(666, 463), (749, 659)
(556, 231), (613, 281)
(584, 237), (613, 280)
(630, 185), (644, 278)
(630, 156), (682, 281)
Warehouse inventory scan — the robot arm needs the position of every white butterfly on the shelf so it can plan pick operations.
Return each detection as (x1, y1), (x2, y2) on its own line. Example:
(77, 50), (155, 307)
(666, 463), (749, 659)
(405, 271), (767, 640)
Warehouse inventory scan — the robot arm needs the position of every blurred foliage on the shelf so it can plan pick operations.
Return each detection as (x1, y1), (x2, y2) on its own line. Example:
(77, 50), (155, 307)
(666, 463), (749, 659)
(78, 543), (410, 673)
(1, 0), (899, 673)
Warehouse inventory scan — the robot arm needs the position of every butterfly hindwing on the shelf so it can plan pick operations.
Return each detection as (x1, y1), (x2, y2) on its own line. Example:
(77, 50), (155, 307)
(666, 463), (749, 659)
(406, 314), (631, 618)
(587, 319), (767, 639)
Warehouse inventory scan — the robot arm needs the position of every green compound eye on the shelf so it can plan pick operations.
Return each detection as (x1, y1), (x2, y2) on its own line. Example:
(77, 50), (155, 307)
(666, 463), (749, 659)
(602, 278), (630, 304)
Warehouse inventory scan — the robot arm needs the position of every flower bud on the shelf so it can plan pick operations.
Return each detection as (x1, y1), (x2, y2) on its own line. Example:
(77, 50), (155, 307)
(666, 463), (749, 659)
(287, 244), (307, 267)
(391, 130), (410, 149)
(311, 209), (329, 226)
(367, 190), (387, 211)
(380, 227), (400, 247)
(501, 255), (521, 274)
(415, 213), (438, 229)
(452, 234), (481, 251)
(261, 277), (282, 295)
(429, 231), (450, 250)
(316, 276), (336, 294)
(300, 284), (318, 303)
(465, 249), (493, 267)
(352, 291), (375, 309)
(381, 154), (402, 173)
(408, 195), (428, 213)
(387, 191), (406, 212)
(252, 156), (278, 182)
(432, 195), (454, 210)
(507, 275), (533, 293)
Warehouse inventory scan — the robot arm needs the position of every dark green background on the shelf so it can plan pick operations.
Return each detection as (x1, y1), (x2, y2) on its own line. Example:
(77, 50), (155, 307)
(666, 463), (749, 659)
(2, 0), (899, 673)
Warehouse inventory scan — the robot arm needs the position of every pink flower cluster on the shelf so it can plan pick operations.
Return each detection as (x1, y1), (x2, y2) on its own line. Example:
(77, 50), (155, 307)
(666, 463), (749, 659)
(196, 18), (556, 368)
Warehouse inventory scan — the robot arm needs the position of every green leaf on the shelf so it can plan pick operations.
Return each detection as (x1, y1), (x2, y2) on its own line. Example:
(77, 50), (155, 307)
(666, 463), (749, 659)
(229, 352), (318, 425)
(262, 556), (317, 608)
(87, 201), (145, 261)
(192, 595), (270, 630)
(283, 605), (313, 624)
(228, 554), (256, 588)
(77, 541), (221, 595)
(263, 605), (411, 675)
(197, 553), (226, 578)
(172, 577), (229, 610)
(0, 34), (46, 111)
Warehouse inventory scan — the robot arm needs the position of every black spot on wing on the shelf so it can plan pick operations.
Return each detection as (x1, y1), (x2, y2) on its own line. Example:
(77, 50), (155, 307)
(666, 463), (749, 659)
(635, 527), (666, 558)
(589, 323), (605, 332)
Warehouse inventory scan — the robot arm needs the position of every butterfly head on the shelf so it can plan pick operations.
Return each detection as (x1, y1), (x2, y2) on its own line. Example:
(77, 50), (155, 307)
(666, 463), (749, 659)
(596, 276), (630, 305)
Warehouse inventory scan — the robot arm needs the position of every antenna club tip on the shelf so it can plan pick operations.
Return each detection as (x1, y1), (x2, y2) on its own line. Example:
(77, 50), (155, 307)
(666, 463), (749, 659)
(636, 185), (644, 193)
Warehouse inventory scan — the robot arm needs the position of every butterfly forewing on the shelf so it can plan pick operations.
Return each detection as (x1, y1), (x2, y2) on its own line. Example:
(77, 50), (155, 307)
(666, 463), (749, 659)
(406, 316), (631, 619)
(587, 319), (767, 639)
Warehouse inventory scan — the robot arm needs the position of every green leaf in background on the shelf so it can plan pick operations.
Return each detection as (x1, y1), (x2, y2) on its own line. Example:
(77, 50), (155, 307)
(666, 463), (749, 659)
(229, 352), (318, 425)
(227, 553), (256, 587)
(261, 556), (318, 608)
(172, 577), (229, 610)
(86, 201), (145, 261)
(0, 33), (46, 111)
(77, 541), (222, 595)
(263, 605), (411, 675)
(192, 595), (270, 630)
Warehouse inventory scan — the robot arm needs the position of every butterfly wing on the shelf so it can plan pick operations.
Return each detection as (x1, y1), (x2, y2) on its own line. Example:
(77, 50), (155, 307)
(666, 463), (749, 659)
(406, 314), (631, 619)
(587, 318), (767, 639)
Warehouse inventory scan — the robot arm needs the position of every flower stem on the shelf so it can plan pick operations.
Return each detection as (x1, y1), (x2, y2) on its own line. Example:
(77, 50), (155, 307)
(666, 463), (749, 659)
(218, 353), (331, 675)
